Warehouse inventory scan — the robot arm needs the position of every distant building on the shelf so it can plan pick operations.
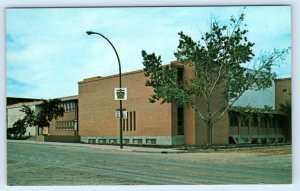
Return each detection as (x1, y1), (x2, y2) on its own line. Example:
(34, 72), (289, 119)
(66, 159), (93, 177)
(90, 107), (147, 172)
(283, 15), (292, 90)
(7, 100), (42, 137)
(7, 96), (79, 142)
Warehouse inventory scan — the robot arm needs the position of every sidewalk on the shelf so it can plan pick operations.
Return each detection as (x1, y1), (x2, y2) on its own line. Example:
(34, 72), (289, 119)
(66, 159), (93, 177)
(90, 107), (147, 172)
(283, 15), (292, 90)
(7, 139), (186, 153)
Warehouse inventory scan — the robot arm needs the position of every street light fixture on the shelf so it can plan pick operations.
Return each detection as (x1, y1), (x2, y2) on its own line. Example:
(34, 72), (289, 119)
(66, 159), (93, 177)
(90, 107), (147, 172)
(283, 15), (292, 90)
(86, 31), (123, 149)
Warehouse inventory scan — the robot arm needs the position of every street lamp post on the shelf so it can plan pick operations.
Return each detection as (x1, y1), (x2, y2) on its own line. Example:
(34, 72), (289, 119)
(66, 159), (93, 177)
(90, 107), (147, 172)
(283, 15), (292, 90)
(86, 31), (123, 149)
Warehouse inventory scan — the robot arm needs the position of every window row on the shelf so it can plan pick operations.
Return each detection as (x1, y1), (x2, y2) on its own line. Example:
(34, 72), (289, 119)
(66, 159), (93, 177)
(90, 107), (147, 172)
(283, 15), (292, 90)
(88, 138), (157, 145)
(122, 111), (137, 131)
(56, 120), (75, 130)
(230, 114), (282, 129)
(59, 102), (76, 112)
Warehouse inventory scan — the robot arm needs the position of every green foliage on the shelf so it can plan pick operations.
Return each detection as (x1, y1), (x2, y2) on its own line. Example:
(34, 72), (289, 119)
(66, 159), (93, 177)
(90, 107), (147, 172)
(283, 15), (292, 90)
(142, 51), (191, 106)
(279, 99), (291, 126)
(8, 119), (26, 139)
(14, 99), (65, 136)
(38, 99), (65, 127)
(20, 105), (35, 127)
(142, 11), (289, 146)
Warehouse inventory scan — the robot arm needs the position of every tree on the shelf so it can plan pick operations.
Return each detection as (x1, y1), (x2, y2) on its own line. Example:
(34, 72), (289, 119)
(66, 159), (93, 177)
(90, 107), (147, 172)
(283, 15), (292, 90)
(8, 119), (26, 139)
(7, 105), (35, 139)
(142, 12), (289, 147)
(20, 105), (35, 127)
(20, 99), (64, 135)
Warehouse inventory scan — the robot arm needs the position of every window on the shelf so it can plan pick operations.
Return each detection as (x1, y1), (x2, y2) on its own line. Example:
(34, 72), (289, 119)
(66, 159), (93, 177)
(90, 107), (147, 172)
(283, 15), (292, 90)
(241, 117), (249, 128)
(260, 117), (267, 128)
(133, 139), (142, 144)
(269, 118), (276, 128)
(278, 117), (285, 128)
(123, 139), (130, 144)
(130, 112), (132, 131)
(251, 116), (258, 128)
(242, 138), (249, 143)
(261, 138), (267, 144)
(109, 139), (118, 144)
(278, 138), (284, 143)
(70, 102), (75, 111)
(282, 88), (287, 92)
(177, 68), (184, 85)
(98, 139), (107, 144)
(88, 139), (96, 144)
(133, 111), (136, 131)
(230, 114), (239, 127)
(177, 107), (184, 135)
(146, 139), (156, 145)
(251, 138), (258, 144)
(122, 119), (126, 131)
(56, 121), (61, 130)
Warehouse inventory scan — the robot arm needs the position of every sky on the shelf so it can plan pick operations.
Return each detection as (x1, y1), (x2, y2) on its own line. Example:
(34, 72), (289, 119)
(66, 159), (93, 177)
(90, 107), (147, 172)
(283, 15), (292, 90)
(6, 6), (291, 99)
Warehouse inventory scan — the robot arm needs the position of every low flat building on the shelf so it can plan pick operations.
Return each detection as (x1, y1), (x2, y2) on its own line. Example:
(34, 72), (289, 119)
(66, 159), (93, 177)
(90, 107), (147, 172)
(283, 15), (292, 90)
(7, 100), (42, 137)
(7, 96), (79, 142)
(78, 62), (291, 146)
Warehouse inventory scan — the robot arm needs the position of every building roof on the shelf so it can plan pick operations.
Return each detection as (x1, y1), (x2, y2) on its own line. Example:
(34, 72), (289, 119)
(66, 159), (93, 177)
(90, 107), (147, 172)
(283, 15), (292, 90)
(7, 97), (43, 106)
(56, 95), (78, 101)
(79, 61), (184, 84)
(7, 100), (43, 109)
(7, 95), (78, 109)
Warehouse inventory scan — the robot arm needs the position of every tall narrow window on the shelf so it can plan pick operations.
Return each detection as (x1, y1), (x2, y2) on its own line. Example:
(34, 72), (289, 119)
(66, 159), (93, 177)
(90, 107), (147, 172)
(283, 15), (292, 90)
(123, 119), (126, 131)
(126, 117), (129, 131)
(133, 111), (136, 131)
(177, 107), (184, 135)
(177, 68), (184, 85)
(130, 112), (132, 131)
(230, 114), (239, 127)
(251, 116), (258, 128)
(260, 117), (267, 128)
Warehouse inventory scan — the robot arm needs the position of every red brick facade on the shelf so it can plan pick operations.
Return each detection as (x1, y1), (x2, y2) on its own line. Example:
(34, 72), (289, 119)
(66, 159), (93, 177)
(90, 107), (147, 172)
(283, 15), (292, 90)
(78, 63), (230, 145)
(275, 77), (291, 110)
(48, 96), (79, 137)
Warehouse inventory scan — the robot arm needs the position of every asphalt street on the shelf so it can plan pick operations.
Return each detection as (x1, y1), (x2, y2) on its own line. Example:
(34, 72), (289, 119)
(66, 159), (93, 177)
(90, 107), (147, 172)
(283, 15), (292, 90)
(7, 141), (292, 185)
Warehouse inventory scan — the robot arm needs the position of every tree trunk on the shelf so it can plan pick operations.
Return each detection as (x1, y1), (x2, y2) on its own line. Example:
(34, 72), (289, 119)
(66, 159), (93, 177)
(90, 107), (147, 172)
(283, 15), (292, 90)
(207, 120), (212, 147)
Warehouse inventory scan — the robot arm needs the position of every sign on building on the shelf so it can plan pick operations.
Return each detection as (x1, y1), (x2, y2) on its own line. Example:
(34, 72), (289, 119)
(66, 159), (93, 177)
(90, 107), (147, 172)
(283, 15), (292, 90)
(114, 88), (127, 100)
(115, 109), (127, 119)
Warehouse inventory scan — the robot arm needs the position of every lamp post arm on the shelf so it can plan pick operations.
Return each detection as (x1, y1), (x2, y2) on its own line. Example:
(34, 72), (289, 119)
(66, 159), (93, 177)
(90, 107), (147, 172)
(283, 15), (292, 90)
(86, 31), (122, 88)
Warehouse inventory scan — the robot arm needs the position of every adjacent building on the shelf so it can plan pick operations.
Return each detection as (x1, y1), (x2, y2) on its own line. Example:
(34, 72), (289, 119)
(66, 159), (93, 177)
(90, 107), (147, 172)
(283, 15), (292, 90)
(7, 96), (79, 142)
(7, 99), (42, 137)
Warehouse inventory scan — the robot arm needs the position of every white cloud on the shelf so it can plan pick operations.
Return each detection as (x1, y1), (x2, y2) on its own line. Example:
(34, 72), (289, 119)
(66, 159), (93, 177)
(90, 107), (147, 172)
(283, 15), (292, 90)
(6, 6), (291, 98)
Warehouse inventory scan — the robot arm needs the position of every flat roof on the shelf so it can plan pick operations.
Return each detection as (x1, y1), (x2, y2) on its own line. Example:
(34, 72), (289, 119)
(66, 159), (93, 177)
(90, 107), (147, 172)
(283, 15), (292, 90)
(79, 61), (184, 84)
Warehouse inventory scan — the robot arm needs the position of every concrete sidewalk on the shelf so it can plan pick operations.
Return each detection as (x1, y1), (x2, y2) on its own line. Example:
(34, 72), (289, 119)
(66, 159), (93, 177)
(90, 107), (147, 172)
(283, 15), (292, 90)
(7, 139), (186, 153)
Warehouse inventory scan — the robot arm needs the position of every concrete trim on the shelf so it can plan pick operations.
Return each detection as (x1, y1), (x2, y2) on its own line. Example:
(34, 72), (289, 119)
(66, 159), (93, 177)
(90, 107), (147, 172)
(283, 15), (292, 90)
(81, 135), (184, 146)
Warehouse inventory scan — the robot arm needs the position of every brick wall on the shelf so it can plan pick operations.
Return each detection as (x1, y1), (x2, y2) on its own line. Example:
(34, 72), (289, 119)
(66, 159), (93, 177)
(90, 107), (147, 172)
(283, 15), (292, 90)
(275, 78), (291, 110)
(79, 70), (173, 139)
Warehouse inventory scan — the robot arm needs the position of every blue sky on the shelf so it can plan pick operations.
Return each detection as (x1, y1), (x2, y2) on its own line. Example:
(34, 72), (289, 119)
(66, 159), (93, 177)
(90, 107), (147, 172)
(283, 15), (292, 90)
(6, 6), (291, 99)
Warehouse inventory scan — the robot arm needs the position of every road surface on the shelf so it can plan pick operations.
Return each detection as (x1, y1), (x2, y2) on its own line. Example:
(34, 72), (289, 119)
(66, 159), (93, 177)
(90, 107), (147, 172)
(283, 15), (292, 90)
(7, 141), (292, 185)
